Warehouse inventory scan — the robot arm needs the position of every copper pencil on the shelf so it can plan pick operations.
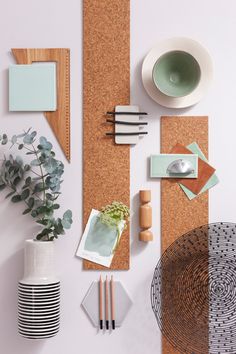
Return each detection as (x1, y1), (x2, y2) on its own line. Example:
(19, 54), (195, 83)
(105, 275), (109, 330)
(99, 275), (103, 330)
(110, 275), (115, 330)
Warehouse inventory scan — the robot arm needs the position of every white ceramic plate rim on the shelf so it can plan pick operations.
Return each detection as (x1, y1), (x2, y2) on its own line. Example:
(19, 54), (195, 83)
(142, 37), (213, 108)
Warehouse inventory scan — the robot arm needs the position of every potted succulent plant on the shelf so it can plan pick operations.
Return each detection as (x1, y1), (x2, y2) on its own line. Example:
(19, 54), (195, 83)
(0, 129), (73, 339)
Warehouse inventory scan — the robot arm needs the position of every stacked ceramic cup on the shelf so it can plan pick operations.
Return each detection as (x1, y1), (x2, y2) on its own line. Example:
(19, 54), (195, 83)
(18, 240), (60, 339)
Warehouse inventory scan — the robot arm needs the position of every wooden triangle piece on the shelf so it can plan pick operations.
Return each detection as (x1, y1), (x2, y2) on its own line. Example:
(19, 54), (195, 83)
(11, 48), (70, 162)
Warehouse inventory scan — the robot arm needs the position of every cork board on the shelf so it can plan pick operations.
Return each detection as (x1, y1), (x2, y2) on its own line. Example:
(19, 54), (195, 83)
(161, 116), (209, 354)
(83, 0), (130, 270)
(12, 48), (70, 161)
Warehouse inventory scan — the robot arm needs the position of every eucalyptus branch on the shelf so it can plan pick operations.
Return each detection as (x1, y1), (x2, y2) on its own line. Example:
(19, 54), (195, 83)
(15, 142), (34, 153)
(31, 143), (46, 202)
(0, 129), (73, 241)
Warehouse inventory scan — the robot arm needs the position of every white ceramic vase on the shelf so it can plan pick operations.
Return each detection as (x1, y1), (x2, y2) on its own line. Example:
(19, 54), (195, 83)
(18, 239), (60, 340)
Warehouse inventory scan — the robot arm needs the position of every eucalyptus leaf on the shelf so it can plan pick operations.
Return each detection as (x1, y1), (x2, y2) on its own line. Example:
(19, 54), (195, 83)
(11, 195), (21, 203)
(61, 219), (71, 229)
(39, 136), (53, 150)
(24, 164), (31, 171)
(52, 204), (60, 210)
(5, 191), (16, 199)
(63, 210), (72, 220)
(28, 197), (35, 209)
(31, 159), (41, 166)
(31, 210), (38, 218)
(23, 134), (34, 144)
(11, 135), (17, 144)
(22, 208), (32, 215)
(25, 176), (32, 186)
(21, 189), (30, 200)
(13, 176), (21, 186)
(36, 219), (48, 226)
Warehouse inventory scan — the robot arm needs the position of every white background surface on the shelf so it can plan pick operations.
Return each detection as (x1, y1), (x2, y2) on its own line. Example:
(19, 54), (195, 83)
(0, 0), (235, 353)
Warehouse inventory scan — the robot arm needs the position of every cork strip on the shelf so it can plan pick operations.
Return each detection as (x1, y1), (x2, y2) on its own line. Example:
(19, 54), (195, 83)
(161, 116), (209, 354)
(83, 0), (130, 270)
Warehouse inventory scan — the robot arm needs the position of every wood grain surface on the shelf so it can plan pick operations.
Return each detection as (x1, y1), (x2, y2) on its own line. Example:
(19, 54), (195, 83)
(161, 116), (209, 354)
(12, 48), (70, 161)
(83, 0), (130, 270)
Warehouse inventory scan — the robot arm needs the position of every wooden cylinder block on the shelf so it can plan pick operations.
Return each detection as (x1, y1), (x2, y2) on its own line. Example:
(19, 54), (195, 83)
(139, 189), (153, 242)
(140, 190), (151, 203)
(139, 205), (152, 229)
(139, 230), (153, 242)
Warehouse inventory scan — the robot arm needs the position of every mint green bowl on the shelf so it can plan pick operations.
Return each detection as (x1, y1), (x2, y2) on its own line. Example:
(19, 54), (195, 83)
(152, 51), (201, 98)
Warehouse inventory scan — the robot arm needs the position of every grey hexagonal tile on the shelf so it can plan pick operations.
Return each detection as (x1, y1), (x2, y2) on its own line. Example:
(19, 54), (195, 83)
(81, 281), (133, 328)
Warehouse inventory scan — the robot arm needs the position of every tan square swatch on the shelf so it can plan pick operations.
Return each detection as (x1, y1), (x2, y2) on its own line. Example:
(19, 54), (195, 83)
(170, 143), (215, 195)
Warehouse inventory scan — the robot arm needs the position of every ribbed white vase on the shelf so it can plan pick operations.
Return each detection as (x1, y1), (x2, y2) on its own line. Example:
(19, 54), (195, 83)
(18, 240), (60, 340)
(22, 240), (58, 285)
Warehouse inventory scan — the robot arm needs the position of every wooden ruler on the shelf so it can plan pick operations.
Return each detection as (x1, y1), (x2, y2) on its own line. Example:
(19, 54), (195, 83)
(83, 0), (130, 270)
(11, 48), (70, 161)
(161, 116), (209, 354)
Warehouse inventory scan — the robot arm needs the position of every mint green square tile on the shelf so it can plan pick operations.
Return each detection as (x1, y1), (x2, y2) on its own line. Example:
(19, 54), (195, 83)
(180, 142), (219, 200)
(150, 154), (198, 178)
(9, 64), (57, 111)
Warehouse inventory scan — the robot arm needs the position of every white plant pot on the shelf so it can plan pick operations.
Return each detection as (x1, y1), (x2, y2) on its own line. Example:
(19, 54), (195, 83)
(22, 239), (58, 285)
(18, 239), (60, 340)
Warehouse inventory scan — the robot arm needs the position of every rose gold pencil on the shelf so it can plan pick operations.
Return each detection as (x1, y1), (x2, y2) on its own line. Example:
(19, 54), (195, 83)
(105, 275), (109, 330)
(99, 275), (103, 330)
(110, 275), (115, 330)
